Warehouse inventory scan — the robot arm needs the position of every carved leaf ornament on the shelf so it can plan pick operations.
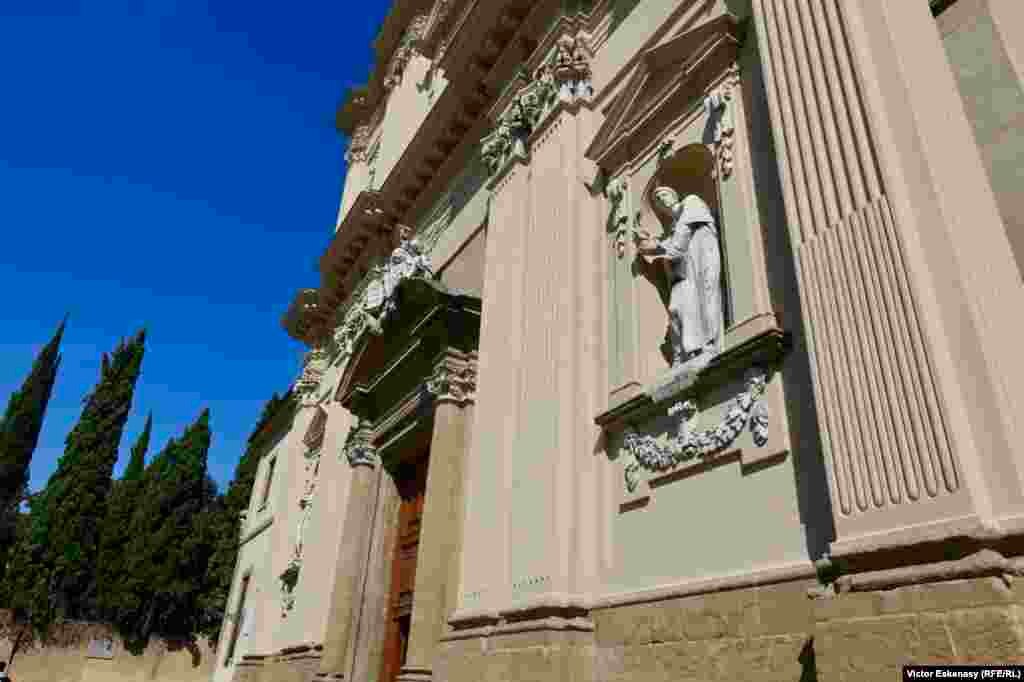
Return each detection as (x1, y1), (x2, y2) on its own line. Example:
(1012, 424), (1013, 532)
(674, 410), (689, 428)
(621, 369), (770, 492)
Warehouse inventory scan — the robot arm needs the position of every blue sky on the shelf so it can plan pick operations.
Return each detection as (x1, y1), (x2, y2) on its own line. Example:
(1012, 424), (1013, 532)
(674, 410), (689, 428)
(0, 0), (390, 492)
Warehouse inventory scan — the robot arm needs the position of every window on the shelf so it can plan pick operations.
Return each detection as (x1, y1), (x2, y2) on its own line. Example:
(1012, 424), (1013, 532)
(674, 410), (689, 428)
(225, 574), (250, 666)
(259, 457), (276, 511)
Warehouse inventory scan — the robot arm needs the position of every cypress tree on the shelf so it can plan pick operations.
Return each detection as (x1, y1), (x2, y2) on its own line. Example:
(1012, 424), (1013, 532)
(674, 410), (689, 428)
(96, 413), (153, 622)
(199, 391), (293, 643)
(22, 329), (146, 627)
(0, 317), (66, 561)
(117, 409), (213, 650)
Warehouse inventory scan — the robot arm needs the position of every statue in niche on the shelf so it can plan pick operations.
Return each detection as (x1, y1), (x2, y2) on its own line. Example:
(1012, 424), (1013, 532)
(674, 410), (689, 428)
(635, 188), (724, 367)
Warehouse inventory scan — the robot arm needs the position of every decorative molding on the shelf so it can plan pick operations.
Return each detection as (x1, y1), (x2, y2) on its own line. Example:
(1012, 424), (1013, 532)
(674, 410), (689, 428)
(426, 354), (478, 405)
(704, 63), (740, 179)
(341, 419), (378, 468)
(620, 367), (770, 492)
(480, 32), (593, 177)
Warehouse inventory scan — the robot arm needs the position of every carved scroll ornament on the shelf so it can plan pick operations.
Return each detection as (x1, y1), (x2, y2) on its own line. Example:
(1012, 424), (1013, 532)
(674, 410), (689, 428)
(621, 368), (770, 492)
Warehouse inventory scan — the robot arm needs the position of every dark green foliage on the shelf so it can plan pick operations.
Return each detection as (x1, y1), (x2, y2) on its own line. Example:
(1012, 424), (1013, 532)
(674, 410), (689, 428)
(96, 413), (153, 623)
(199, 390), (294, 644)
(0, 318), (65, 566)
(19, 329), (146, 628)
(114, 409), (214, 650)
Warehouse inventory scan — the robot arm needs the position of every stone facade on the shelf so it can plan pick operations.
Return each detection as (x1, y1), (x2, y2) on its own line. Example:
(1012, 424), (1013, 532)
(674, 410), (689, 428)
(217, 1), (1024, 681)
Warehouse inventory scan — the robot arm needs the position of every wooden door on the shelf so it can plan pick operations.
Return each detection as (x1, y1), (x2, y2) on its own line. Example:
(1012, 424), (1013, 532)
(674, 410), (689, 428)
(379, 457), (428, 682)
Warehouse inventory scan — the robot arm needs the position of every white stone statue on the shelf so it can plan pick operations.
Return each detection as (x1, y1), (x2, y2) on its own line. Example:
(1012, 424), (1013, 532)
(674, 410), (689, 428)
(363, 226), (433, 334)
(635, 188), (724, 367)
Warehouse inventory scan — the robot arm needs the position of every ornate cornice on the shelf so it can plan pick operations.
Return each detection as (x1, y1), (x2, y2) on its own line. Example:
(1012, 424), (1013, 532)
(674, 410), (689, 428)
(384, 14), (431, 92)
(426, 351), (478, 405)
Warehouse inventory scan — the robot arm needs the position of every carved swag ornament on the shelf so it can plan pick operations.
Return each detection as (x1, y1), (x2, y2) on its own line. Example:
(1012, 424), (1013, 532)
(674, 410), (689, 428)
(621, 368), (771, 492)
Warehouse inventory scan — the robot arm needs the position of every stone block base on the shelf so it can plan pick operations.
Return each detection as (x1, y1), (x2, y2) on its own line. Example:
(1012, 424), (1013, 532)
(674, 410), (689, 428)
(815, 576), (1024, 680)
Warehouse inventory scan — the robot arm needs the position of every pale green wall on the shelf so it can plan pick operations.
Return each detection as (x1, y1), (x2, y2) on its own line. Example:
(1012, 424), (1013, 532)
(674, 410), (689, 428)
(940, 0), (1024, 279)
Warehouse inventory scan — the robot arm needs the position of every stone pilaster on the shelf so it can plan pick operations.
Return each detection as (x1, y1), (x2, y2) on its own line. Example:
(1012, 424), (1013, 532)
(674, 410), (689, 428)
(750, 0), (1024, 558)
(316, 427), (380, 680)
(398, 357), (476, 681)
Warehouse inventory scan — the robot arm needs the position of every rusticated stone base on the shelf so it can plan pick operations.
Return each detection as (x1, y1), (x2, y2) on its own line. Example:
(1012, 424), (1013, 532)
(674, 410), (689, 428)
(437, 620), (597, 682)
(814, 575), (1024, 680)
(231, 645), (322, 682)
(592, 578), (818, 682)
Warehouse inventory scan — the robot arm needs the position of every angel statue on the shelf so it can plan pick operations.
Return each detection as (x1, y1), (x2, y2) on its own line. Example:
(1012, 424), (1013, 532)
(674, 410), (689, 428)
(634, 188), (724, 367)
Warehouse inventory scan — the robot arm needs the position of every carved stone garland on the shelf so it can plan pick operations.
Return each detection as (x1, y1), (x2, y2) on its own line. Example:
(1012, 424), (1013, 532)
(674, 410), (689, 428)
(620, 368), (770, 492)
(704, 63), (740, 180)
(480, 33), (593, 176)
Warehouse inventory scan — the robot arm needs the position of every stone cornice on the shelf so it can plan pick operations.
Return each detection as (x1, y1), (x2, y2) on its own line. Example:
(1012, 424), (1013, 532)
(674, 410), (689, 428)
(321, 2), (602, 320)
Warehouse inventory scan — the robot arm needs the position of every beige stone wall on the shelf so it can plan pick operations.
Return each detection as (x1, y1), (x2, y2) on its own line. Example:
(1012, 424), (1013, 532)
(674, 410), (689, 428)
(0, 632), (215, 682)
(815, 576), (1024, 679)
(592, 578), (816, 682)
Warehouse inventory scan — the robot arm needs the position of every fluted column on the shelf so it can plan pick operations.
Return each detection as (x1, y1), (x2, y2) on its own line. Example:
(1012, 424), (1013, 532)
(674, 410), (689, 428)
(751, 0), (1024, 556)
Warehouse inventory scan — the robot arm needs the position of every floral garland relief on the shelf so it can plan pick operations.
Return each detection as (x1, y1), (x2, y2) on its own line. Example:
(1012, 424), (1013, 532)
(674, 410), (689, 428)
(621, 368), (770, 492)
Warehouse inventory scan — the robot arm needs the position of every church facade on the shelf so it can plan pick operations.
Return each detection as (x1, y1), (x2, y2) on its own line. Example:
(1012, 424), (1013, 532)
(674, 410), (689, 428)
(214, 1), (1024, 681)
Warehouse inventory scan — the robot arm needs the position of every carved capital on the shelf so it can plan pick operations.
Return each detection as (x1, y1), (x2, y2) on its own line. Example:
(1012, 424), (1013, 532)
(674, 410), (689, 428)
(427, 357), (478, 405)
(341, 420), (378, 468)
